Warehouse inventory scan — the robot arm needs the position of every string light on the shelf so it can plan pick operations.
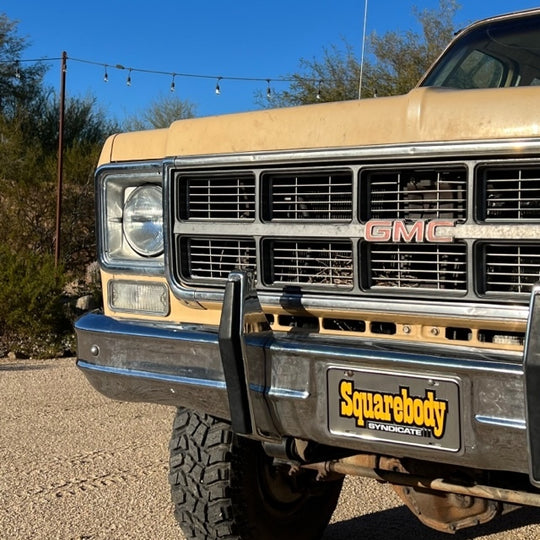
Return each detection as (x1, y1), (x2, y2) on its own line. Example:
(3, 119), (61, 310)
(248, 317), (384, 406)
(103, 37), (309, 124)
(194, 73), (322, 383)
(66, 56), (327, 95)
(3, 54), (330, 99)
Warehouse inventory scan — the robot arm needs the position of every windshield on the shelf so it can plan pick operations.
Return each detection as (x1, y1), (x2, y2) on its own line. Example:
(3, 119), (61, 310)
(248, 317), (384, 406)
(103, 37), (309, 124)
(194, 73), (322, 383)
(421, 12), (540, 89)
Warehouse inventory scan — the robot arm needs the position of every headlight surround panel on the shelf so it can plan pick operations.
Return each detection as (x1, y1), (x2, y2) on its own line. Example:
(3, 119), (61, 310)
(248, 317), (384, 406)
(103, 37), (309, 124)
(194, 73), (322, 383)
(97, 163), (164, 272)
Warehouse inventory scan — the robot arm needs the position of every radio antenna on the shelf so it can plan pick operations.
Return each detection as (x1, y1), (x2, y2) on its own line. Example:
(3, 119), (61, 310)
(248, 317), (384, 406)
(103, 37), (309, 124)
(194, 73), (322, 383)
(358, 0), (369, 99)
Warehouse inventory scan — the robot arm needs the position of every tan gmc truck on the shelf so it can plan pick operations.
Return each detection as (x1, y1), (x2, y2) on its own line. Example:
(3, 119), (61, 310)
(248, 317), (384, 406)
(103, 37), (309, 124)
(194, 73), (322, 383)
(76, 8), (540, 538)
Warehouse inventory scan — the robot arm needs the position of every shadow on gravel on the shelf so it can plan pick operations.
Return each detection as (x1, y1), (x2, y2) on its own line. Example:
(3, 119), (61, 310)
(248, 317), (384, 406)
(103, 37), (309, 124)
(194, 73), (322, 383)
(324, 504), (540, 539)
(0, 362), (50, 372)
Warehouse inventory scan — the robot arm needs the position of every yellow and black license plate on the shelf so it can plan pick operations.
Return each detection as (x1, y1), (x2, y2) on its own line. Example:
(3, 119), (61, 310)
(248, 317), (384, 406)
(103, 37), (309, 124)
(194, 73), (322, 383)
(327, 368), (461, 451)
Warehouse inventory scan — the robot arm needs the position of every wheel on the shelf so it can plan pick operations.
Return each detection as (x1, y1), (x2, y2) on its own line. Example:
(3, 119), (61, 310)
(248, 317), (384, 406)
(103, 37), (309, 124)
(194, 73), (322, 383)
(169, 407), (343, 540)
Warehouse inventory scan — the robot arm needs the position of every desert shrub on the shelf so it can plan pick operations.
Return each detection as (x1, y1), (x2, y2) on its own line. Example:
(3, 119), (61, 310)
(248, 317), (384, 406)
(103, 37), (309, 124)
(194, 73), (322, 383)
(0, 245), (70, 357)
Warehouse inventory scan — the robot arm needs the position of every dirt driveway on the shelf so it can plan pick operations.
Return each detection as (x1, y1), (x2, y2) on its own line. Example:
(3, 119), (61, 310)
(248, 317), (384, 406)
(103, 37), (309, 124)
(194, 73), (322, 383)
(2, 357), (540, 539)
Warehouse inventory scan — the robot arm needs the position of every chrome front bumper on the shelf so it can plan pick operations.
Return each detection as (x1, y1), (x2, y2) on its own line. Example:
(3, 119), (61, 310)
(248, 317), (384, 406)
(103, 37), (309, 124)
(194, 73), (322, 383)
(76, 274), (535, 477)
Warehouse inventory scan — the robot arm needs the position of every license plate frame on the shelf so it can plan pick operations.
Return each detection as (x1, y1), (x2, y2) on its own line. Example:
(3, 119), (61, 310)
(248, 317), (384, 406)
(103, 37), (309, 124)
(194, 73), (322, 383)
(327, 368), (461, 452)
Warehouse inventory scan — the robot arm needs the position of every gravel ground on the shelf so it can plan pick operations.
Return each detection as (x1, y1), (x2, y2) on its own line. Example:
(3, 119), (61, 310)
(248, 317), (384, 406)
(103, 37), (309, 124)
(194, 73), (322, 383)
(2, 357), (540, 539)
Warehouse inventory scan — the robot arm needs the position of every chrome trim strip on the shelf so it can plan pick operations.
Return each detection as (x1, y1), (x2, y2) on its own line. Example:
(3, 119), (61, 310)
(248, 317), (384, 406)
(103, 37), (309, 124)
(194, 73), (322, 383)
(171, 138), (540, 168)
(78, 359), (226, 390)
(267, 388), (310, 399)
(75, 311), (218, 344)
(475, 415), (526, 429)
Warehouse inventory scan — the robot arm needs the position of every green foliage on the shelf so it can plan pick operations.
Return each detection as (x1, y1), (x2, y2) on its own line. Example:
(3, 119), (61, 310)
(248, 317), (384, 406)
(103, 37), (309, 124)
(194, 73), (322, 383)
(267, 42), (362, 107)
(367, 0), (460, 96)
(0, 96), (115, 273)
(0, 246), (70, 358)
(263, 0), (460, 107)
(0, 14), (47, 120)
(0, 12), (118, 356)
(124, 94), (197, 131)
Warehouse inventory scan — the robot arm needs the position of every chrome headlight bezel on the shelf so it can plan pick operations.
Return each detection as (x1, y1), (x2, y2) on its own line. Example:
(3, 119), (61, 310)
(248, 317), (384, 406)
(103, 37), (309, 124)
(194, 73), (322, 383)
(97, 162), (164, 273)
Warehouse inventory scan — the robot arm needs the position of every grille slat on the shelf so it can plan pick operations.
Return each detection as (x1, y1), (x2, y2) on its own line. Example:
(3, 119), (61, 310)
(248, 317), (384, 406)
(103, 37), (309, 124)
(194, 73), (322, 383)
(178, 173), (256, 221)
(365, 167), (467, 220)
(263, 170), (353, 221)
(367, 243), (467, 292)
(484, 243), (540, 296)
(180, 237), (256, 281)
(265, 240), (353, 288)
(481, 166), (540, 221)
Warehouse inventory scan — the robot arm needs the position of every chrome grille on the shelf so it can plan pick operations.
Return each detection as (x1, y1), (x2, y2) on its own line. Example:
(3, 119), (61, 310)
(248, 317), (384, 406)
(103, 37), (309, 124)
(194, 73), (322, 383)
(263, 240), (353, 288)
(484, 243), (540, 296)
(480, 166), (540, 221)
(170, 157), (540, 303)
(367, 243), (467, 292)
(262, 170), (353, 221)
(177, 173), (255, 221)
(365, 167), (467, 220)
(179, 237), (256, 281)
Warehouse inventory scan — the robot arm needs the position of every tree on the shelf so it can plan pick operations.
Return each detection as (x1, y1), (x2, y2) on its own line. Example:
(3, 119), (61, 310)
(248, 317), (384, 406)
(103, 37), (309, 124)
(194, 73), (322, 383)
(263, 0), (460, 107)
(368, 0), (460, 96)
(265, 42), (362, 108)
(124, 94), (197, 131)
(0, 94), (118, 271)
(0, 12), (119, 355)
(0, 13), (47, 119)
(34, 93), (118, 154)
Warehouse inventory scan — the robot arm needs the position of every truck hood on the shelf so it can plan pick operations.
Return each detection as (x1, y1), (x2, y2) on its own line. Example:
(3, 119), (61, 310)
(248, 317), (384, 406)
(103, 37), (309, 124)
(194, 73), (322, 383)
(100, 86), (540, 165)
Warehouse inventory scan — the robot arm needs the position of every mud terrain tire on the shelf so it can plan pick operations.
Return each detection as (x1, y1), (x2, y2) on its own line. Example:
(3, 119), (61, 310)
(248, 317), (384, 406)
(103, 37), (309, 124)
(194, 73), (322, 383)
(169, 407), (343, 539)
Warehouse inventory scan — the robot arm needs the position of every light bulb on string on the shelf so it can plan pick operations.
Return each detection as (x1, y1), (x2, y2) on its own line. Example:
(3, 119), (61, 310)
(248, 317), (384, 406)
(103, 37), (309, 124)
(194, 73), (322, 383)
(103, 65), (108, 83)
(215, 77), (222, 95)
(170, 73), (176, 92)
(266, 79), (271, 99)
(126, 68), (132, 86)
(316, 80), (322, 101)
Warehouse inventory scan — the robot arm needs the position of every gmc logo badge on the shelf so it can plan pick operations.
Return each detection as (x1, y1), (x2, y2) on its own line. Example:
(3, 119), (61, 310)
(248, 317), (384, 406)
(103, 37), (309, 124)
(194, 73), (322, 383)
(364, 219), (455, 243)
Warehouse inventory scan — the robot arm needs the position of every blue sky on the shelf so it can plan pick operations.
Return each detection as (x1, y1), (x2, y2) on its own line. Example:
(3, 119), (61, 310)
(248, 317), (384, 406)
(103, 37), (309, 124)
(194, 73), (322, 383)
(3, 1), (540, 123)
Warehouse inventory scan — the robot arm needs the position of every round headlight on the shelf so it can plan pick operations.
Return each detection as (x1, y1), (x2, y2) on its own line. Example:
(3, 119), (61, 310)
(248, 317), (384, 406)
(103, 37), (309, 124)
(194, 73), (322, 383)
(123, 185), (164, 257)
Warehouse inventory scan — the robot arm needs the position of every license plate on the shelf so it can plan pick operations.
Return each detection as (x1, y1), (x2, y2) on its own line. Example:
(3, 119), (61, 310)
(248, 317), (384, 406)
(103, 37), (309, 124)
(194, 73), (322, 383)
(327, 368), (461, 451)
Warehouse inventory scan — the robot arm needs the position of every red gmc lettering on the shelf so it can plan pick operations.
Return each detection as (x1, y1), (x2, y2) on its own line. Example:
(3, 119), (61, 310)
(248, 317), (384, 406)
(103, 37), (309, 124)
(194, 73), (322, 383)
(365, 220), (455, 243)
(425, 220), (455, 242)
(365, 220), (392, 241)
(392, 221), (424, 242)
